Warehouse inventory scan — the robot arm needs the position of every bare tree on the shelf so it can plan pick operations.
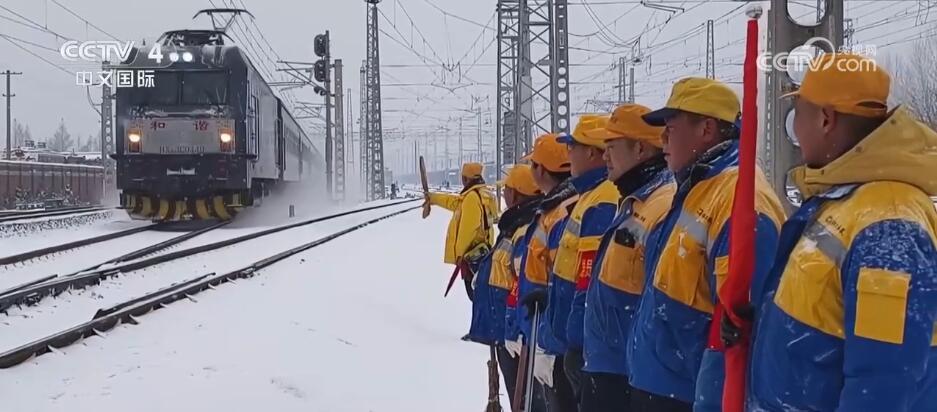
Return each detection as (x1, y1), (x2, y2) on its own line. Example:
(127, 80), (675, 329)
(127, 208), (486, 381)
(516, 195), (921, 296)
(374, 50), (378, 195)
(47, 119), (74, 152)
(12, 119), (31, 147)
(886, 41), (937, 128)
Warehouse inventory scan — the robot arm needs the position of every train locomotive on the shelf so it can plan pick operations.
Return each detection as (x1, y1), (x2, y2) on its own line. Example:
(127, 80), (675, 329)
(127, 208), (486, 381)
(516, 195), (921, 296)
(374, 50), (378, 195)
(112, 29), (325, 221)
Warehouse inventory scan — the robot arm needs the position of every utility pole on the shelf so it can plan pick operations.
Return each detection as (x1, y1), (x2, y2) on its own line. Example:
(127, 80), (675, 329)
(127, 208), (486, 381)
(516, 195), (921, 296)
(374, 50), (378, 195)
(101, 62), (115, 201)
(476, 106), (482, 163)
(364, 0), (386, 200)
(2, 70), (22, 160)
(706, 20), (715, 79)
(628, 65), (635, 103)
(347, 88), (354, 172)
(763, 0), (843, 212)
(618, 57), (627, 103)
(458, 117), (463, 168)
(333, 59), (345, 202)
(359, 63), (368, 197)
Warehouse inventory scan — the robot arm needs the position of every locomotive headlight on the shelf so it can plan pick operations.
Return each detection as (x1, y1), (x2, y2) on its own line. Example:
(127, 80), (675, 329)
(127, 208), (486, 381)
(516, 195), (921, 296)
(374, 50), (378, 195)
(219, 131), (233, 143)
(128, 130), (142, 143)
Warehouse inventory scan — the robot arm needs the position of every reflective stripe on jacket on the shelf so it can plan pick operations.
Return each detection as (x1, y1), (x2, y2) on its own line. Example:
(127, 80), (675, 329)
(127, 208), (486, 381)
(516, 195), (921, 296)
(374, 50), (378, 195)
(541, 167), (618, 354)
(627, 140), (785, 404)
(583, 167), (675, 376)
(749, 107), (937, 412)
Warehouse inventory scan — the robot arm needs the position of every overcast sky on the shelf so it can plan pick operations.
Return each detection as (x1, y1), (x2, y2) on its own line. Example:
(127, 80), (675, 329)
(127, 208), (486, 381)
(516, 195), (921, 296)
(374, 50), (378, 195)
(0, 0), (929, 175)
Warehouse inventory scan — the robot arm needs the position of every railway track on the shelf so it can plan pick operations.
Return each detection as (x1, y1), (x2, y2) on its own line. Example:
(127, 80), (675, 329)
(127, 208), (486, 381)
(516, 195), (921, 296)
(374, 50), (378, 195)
(0, 223), (160, 265)
(0, 199), (418, 313)
(0, 203), (419, 368)
(0, 206), (108, 224)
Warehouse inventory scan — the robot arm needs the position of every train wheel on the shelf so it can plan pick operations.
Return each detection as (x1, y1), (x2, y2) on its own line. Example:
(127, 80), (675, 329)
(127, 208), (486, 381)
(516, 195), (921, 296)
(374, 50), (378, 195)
(139, 196), (155, 218)
(172, 200), (187, 221)
(194, 198), (213, 220)
(212, 196), (232, 220)
(155, 198), (171, 221)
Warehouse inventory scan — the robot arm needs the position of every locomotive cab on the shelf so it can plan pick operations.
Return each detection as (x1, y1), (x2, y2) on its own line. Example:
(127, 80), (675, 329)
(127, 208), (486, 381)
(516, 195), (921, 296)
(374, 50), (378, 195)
(112, 30), (321, 221)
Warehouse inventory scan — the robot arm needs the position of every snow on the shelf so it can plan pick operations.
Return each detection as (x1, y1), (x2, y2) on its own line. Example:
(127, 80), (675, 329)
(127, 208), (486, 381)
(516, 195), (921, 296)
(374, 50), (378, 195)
(0, 212), (149, 258)
(1, 203), (495, 412)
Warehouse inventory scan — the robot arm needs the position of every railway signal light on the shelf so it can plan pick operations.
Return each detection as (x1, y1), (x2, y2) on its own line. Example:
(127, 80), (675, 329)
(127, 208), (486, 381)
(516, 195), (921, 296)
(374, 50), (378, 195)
(314, 59), (329, 82)
(314, 33), (329, 58)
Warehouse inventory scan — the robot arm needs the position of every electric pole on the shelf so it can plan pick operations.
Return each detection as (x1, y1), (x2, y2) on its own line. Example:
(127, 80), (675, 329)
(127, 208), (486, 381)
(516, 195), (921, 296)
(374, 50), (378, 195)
(359, 62), (368, 197)
(628, 65), (635, 103)
(333, 59), (345, 202)
(364, 0), (386, 200)
(101, 62), (115, 201)
(706, 20), (715, 79)
(763, 0), (843, 212)
(458, 117), (463, 168)
(618, 57), (627, 103)
(2, 70), (22, 160)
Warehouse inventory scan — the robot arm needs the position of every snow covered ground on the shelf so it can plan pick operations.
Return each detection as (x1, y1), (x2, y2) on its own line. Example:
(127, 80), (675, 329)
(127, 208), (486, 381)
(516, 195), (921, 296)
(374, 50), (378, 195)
(0, 204), (495, 411)
(0, 211), (142, 256)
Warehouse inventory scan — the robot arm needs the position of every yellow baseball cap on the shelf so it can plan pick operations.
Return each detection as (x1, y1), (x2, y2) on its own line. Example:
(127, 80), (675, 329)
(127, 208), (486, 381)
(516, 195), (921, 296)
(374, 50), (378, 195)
(556, 114), (612, 149)
(461, 162), (484, 178)
(584, 103), (665, 148)
(781, 53), (890, 118)
(521, 133), (571, 173)
(497, 164), (540, 196)
(643, 77), (740, 126)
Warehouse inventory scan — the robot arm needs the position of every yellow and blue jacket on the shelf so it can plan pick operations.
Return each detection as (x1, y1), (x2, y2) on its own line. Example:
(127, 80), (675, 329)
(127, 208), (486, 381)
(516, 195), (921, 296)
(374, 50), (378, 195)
(540, 167), (619, 355)
(466, 196), (542, 346)
(512, 180), (579, 344)
(627, 140), (785, 405)
(749, 106), (937, 412)
(583, 157), (675, 377)
(429, 183), (500, 264)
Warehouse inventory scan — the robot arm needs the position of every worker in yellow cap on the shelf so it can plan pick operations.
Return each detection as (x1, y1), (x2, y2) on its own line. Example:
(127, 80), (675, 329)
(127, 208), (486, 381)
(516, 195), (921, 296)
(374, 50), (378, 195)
(426, 161), (499, 301)
(575, 104), (675, 412)
(746, 54), (937, 412)
(626, 77), (786, 412)
(506, 133), (576, 412)
(520, 115), (621, 408)
(462, 164), (545, 410)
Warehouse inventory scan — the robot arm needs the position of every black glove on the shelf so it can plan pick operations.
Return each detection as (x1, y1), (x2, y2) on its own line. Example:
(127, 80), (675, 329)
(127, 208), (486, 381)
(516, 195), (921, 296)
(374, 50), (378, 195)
(720, 304), (755, 348)
(520, 288), (548, 316)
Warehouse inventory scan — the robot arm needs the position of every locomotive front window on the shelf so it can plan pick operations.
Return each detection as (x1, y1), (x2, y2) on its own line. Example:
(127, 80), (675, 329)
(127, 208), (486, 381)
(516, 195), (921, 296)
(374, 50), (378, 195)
(182, 71), (228, 105)
(128, 71), (179, 105)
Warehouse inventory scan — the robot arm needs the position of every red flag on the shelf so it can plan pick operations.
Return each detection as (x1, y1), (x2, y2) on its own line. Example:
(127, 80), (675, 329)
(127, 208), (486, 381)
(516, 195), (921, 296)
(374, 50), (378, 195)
(713, 16), (760, 412)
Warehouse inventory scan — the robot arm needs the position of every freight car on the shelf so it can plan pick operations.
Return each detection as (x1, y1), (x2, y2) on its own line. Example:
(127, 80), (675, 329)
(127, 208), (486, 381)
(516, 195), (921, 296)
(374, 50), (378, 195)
(0, 160), (104, 210)
(111, 28), (325, 221)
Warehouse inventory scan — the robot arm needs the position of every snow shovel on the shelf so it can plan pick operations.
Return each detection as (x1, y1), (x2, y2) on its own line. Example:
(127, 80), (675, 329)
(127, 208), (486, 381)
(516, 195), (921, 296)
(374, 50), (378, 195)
(486, 345), (503, 412)
(419, 156), (431, 219)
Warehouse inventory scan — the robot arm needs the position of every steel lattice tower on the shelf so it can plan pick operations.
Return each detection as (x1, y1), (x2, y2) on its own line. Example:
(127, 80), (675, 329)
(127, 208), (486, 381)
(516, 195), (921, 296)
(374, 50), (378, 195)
(359, 62), (369, 198)
(365, 0), (385, 200)
(763, 0), (843, 212)
(496, 0), (520, 180)
(496, 0), (569, 183)
(334, 59), (345, 202)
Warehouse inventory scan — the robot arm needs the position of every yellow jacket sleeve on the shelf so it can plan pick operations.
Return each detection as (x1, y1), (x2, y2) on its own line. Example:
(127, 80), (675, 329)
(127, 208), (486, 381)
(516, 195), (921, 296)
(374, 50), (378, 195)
(428, 192), (461, 211)
(454, 191), (486, 260)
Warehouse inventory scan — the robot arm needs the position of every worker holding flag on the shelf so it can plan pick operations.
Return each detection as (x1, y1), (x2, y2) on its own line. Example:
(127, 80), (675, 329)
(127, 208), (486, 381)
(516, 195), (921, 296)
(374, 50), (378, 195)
(425, 162), (500, 301)
(626, 77), (785, 412)
(746, 53), (937, 412)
